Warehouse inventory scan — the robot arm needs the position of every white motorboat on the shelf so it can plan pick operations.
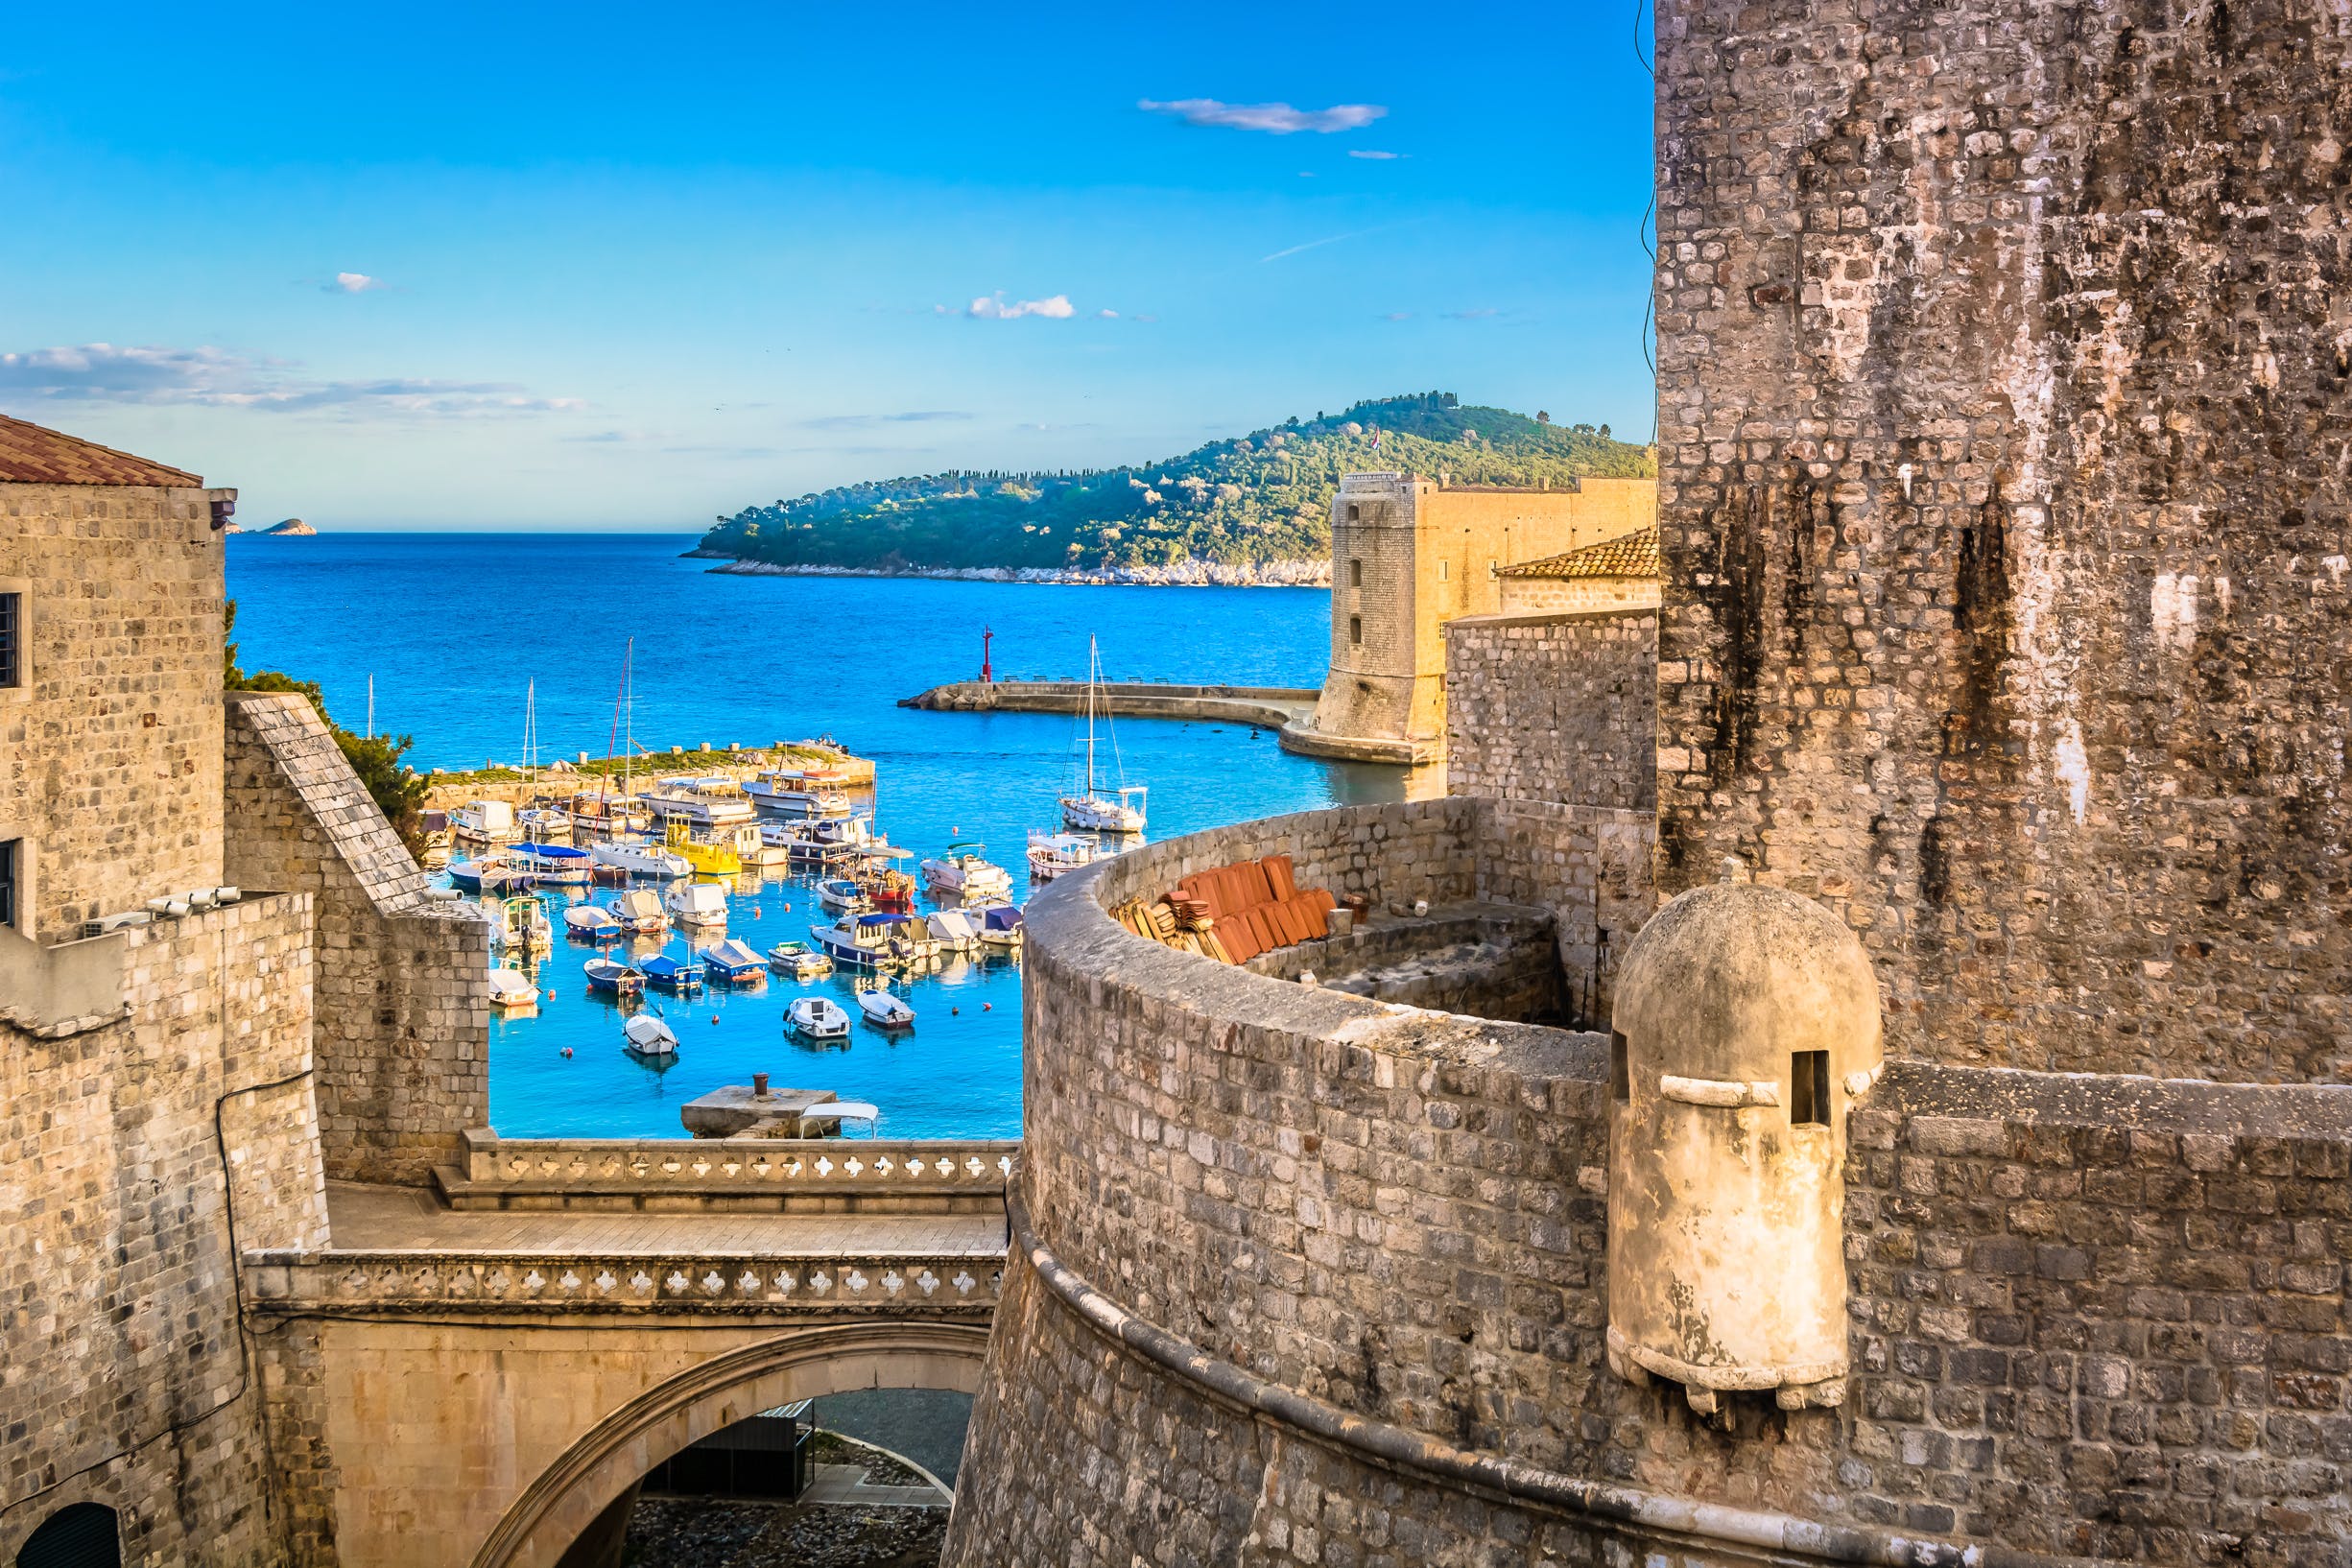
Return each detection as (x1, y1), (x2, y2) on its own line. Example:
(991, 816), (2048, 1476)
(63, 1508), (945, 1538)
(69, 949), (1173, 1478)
(745, 768), (856, 820)
(856, 987), (915, 1030)
(589, 836), (692, 878)
(766, 940), (833, 980)
(451, 799), (518, 845)
(1058, 636), (1148, 833)
(511, 842), (593, 887)
(606, 887), (668, 934)
(563, 903), (624, 940)
(664, 881), (728, 927)
(487, 967), (539, 1010)
(920, 843), (1013, 902)
(499, 895), (554, 956)
(641, 776), (757, 831)
(516, 806), (574, 844)
(622, 1012), (679, 1056)
(809, 915), (904, 970)
(787, 996), (851, 1040)
(815, 877), (870, 916)
(925, 908), (984, 955)
(978, 904), (1024, 952)
(1028, 831), (1104, 882)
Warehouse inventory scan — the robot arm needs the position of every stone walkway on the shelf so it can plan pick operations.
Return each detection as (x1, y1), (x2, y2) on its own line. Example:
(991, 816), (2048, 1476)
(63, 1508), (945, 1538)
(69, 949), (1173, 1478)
(801, 1464), (949, 1509)
(324, 1181), (1006, 1256)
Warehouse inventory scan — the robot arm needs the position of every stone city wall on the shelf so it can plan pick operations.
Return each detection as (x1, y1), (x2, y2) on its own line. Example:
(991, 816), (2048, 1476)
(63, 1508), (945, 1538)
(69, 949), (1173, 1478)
(1651, 0), (2352, 1081)
(943, 811), (2352, 1566)
(224, 692), (490, 1186)
(0, 482), (226, 940)
(0, 891), (323, 1567)
(1443, 607), (1657, 811)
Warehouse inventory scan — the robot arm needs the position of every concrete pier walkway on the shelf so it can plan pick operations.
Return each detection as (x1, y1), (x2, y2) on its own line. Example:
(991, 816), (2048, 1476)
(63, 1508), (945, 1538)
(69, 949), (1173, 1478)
(898, 678), (1428, 764)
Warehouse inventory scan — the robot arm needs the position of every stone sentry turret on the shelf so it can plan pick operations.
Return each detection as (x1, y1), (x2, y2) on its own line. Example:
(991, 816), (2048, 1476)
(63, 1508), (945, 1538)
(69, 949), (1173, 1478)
(1605, 871), (1882, 1414)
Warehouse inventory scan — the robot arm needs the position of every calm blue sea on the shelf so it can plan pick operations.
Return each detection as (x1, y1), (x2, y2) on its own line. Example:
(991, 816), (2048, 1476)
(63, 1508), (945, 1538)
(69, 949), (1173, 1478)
(225, 534), (1382, 1139)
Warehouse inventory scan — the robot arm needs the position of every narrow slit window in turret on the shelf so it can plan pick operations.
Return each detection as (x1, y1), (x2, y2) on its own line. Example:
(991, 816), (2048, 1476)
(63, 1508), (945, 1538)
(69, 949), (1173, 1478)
(1790, 1050), (1829, 1127)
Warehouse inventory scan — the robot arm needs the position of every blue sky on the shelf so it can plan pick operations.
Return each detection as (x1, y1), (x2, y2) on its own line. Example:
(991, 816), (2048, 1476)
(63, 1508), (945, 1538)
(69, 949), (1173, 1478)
(0, 2), (1654, 528)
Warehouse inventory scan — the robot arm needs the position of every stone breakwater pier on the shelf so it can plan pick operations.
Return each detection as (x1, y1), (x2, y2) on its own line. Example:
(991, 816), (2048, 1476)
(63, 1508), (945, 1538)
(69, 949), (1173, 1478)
(899, 678), (1423, 765)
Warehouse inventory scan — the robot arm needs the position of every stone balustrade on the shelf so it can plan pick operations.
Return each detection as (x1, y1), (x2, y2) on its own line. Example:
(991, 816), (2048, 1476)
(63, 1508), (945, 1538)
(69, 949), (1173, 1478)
(243, 1249), (1005, 1316)
(438, 1130), (1020, 1212)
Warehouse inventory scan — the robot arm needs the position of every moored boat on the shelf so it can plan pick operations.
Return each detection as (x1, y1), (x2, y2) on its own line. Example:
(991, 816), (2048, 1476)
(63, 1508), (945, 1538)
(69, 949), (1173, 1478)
(920, 843), (1014, 903)
(640, 953), (703, 992)
(1028, 831), (1104, 882)
(516, 806), (574, 844)
(816, 877), (870, 916)
(606, 887), (668, 934)
(563, 903), (624, 940)
(589, 836), (693, 878)
(925, 907), (983, 955)
(487, 966), (540, 1010)
(622, 1012), (679, 1055)
(664, 881), (728, 927)
(766, 940), (832, 980)
(500, 894), (554, 956)
(662, 818), (742, 876)
(451, 799), (519, 846)
(511, 842), (594, 887)
(699, 938), (768, 985)
(809, 914), (904, 970)
(786, 996), (851, 1040)
(583, 957), (644, 994)
(978, 904), (1025, 952)
(1058, 637), (1149, 833)
(745, 768), (856, 820)
(856, 986), (915, 1030)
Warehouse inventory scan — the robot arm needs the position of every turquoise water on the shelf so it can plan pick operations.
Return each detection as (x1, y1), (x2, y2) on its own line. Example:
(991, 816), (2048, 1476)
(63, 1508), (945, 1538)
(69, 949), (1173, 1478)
(225, 534), (1385, 1138)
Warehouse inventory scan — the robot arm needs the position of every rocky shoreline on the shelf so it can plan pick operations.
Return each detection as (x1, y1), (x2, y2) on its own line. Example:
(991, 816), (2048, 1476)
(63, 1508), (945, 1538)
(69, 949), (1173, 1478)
(691, 553), (1330, 588)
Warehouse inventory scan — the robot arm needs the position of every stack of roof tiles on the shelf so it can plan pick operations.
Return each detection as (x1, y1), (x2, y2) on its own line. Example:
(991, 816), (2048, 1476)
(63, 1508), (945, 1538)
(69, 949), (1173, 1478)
(1111, 853), (1336, 965)
(1494, 524), (1659, 581)
(0, 413), (202, 487)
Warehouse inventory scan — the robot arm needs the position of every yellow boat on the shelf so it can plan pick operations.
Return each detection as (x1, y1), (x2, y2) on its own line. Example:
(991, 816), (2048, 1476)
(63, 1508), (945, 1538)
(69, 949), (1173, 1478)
(666, 819), (742, 876)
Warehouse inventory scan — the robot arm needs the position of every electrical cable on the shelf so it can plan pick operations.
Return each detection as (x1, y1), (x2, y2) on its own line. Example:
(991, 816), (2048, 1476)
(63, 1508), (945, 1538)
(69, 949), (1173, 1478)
(0, 1059), (316, 1530)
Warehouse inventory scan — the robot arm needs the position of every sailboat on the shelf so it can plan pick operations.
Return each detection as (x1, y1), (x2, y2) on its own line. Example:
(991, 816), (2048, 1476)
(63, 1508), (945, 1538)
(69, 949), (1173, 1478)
(1060, 636), (1147, 833)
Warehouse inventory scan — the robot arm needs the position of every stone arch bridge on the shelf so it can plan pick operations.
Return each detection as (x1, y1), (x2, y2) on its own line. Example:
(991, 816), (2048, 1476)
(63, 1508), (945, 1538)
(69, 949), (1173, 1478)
(243, 1134), (1014, 1568)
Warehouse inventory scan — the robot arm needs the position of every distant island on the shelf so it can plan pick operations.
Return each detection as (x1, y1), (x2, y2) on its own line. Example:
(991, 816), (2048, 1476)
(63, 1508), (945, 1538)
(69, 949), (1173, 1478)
(694, 392), (1653, 584)
(265, 518), (317, 536)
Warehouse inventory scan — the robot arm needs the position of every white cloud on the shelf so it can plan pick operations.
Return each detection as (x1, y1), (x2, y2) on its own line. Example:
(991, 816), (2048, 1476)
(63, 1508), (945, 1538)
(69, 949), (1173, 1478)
(798, 411), (972, 431)
(1347, 150), (1405, 160)
(965, 293), (1076, 321)
(327, 272), (390, 294)
(1096, 308), (1119, 320)
(0, 342), (582, 417)
(1139, 98), (1386, 134)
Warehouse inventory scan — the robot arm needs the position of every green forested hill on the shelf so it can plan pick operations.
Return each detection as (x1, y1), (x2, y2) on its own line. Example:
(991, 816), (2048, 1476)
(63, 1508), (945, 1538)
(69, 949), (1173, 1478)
(697, 392), (1653, 574)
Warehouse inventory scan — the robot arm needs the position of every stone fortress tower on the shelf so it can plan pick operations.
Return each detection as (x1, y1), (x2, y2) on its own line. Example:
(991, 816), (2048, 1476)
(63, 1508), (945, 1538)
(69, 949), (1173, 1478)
(938, 0), (2352, 1559)
(1291, 470), (1655, 764)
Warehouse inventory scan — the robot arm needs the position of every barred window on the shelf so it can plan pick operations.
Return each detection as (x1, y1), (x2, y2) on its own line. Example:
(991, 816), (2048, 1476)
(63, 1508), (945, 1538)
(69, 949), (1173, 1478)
(0, 591), (19, 687)
(0, 839), (15, 930)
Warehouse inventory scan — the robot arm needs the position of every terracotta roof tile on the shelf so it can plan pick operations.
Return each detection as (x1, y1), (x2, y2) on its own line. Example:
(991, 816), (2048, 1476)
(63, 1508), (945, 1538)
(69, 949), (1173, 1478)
(0, 413), (202, 487)
(1498, 525), (1658, 581)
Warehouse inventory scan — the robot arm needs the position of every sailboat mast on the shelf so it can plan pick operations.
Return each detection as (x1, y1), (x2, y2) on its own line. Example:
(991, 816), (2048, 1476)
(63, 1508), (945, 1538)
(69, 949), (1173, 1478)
(1085, 636), (1098, 797)
(523, 678), (536, 788)
(623, 638), (634, 798)
(600, 640), (627, 819)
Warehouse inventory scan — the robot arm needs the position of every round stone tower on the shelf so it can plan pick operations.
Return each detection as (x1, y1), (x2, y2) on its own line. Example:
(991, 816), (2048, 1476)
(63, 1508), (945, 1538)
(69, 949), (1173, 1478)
(1605, 877), (1882, 1413)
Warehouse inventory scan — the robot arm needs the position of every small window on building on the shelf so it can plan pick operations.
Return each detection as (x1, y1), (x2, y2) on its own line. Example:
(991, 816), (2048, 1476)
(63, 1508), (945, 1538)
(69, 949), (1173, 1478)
(1610, 1031), (1629, 1102)
(1349, 616), (1363, 646)
(1486, 558), (1497, 578)
(1791, 1050), (1830, 1128)
(1349, 558), (1362, 588)
(1347, 503), (1360, 522)
(0, 591), (20, 688)
(1437, 559), (1448, 582)
(0, 839), (17, 931)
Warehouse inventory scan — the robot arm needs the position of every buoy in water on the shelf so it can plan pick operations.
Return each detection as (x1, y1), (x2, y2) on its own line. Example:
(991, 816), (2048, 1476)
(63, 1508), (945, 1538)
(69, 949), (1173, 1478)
(753, 907), (762, 919)
(560, 1047), (573, 1058)
(983, 1002), (992, 1011)
(951, 1007), (960, 1015)
(710, 1015), (721, 1025)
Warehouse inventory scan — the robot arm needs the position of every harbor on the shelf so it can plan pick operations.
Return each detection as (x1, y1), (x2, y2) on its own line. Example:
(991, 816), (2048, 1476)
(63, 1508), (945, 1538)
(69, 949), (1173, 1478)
(218, 540), (1420, 1140)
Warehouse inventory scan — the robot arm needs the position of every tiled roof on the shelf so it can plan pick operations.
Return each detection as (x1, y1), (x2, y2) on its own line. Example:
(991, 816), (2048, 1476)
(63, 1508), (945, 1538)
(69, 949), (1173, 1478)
(0, 413), (202, 487)
(1498, 525), (1658, 580)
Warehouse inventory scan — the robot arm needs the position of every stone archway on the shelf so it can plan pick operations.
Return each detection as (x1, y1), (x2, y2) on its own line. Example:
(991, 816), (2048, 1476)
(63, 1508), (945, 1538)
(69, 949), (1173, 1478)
(468, 1320), (990, 1568)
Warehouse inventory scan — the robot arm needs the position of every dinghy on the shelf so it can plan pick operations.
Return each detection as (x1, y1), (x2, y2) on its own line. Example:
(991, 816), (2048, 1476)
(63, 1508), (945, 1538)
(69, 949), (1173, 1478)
(564, 904), (623, 940)
(700, 938), (767, 985)
(583, 957), (643, 994)
(786, 996), (851, 1040)
(856, 988), (915, 1030)
(622, 1012), (678, 1056)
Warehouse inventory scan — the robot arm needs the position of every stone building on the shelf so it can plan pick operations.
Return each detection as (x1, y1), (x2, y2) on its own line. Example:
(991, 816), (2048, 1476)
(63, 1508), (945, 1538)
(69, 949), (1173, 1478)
(0, 416), (489, 1566)
(938, 0), (2352, 1559)
(1493, 523), (1660, 616)
(1290, 471), (1655, 764)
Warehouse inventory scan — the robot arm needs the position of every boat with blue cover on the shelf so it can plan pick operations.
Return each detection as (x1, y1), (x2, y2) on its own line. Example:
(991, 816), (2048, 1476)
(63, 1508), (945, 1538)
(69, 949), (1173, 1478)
(810, 913), (906, 970)
(700, 938), (768, 985)
(640, 953), (703, 992)
(511, 842), (593, 888)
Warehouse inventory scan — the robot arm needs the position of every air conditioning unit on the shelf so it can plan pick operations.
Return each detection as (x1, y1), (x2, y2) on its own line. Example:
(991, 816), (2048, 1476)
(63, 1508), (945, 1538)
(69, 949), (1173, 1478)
(83, 910), (154, 938)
